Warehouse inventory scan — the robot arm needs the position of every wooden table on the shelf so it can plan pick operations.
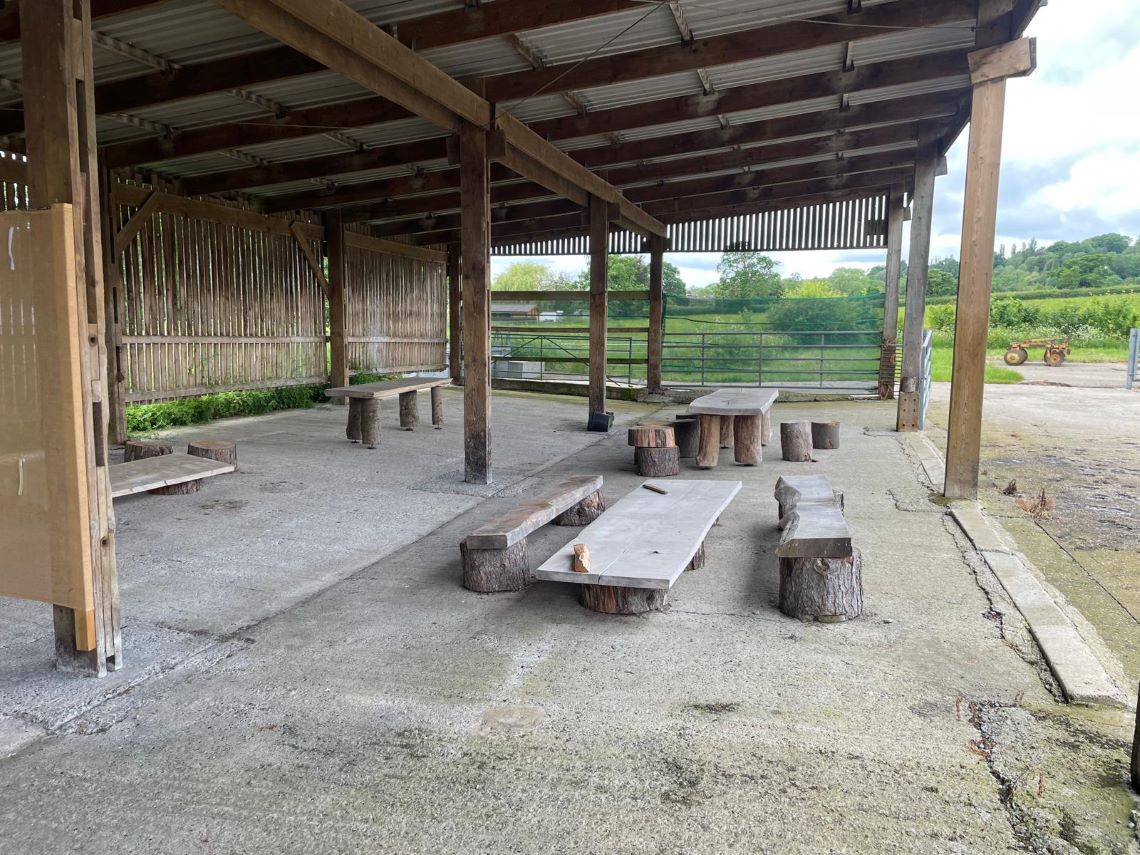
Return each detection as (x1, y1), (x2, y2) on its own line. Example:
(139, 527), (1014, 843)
(687, 388), (778, 468)
(325, 377), (449, 449)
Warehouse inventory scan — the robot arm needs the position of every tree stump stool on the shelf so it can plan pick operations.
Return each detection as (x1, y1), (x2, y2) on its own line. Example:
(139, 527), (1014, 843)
(811, 421), (840, 450)
(778, 549), (863, 622)
(124, 439), (201, 495)
(187, 439), (237, 466)
(398, 390), (418, 430)
(719, 415), (734, 448)
(672, 417), (700, 458)
(732, 415), (762, 466)
(579, 584), (667, 615)
(695, 414), (721, 469)
(430, 385), (444, 429)
(628, 423), (679, 477)
(460, 539), (529, 593)
(780, 421), (813, 462)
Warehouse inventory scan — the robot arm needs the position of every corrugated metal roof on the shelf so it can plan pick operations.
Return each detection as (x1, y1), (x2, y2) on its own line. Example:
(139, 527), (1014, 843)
(420, 36), (531, 79)
(524, 5), (683, 67)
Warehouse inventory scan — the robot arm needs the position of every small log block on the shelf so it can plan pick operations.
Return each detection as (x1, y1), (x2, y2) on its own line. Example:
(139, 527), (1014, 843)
(732, 414), (762, 466)
(778, 549), (863, 622)
(346, 398), (362, 442)
(695, 414), (720, 469)
(687, 542), (705, 571)
(627, 423), (675, 448)
(579, 584), (667, 615)
(399, 390), (418, 430)
(460, 538), (529, 593)
(573, 543), (591, 573)
(553, 490), (606, 526)
(430, 385), (444, 429)
(672, 418), (699, 458)
(780, 421), (813, 462)
(123, 440), (172, 461)
(187, 439), (237, 466)
(719, 415), (735, 449)
(811, 421), (840, 450)
(360, 398), (382, 449)
(761, 411), (772, 447)
(635, 446), (680, 477)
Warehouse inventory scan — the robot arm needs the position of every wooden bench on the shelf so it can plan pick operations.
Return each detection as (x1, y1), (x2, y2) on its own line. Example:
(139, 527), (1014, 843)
(688, 388), (778, 468)
(534, 479), (741, 614)
(461, 475), (605, 593)
(773, 474), (861, 622)
(110, 453), (235, 499)
(325, 377), (449, 448)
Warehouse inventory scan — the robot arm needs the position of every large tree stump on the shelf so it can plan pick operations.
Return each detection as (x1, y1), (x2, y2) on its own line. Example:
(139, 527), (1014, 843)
(460, 538), (530, 593)
(635, 446), (680, 477)
(430, 386), (444, 429)
(673, 418), (699, 459)
(187, 439), (237, 466)
(627, 423), (675, 448)
(360, 398), (382, 449)
(579, 584), (667, 614)
(399, 390), (418, 430)
(811, 421), (840, 450)
(695, 414), (720, 469)
(780, 421), (813, 462)
(778, 549), (863, 622)
(346, 398), (363, 443)
(733, 414), (762, 466)
(125, 439), (201, 494)
(553, 490), (606, 526)
(719, 415), (734, 448)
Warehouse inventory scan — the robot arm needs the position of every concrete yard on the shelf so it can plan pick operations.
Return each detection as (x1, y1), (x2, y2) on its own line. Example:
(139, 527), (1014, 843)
(1, 389), (1137, 853)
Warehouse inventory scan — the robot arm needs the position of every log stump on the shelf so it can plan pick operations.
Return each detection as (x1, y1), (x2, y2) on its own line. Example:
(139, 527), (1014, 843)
(719, 415), (735, 449)
(780, 421), (813, 462)
(732, 414), (762, 466)
(360, 398), (382, 449)
(635, 446), (680, 477)
(187, 439), (237, 466)
(579, 584), (667, 614)
(553, 490), (606, 526)
(430, 385), (444, 428)
(695, 414), (720, 469)
(460, 538), (530, 593)
(811, 421), (840, 450)
(125, 440), (200, 495)
(627, 423), (675, 448)
(673, 418), (699, 459)
(778, 549), (863, 622)
(346, 398), (363, 443)
(399, 391), (418, 430)
(687, 542), (705, 571)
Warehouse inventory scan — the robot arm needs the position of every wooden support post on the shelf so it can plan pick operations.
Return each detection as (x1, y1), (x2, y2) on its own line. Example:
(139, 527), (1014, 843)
(945, 39), (1035, 499)
(23, 0), (121, 674)
(647, 234), (665, 392)
(896, 137), (939, 432)
(879, 185), (905, 399)
(460, 122), (492, 484)
(447, 244), (461, 382)
(587, 193), (610, 429)
(326, 209), (349, 401)
(98, 161), (128, 445)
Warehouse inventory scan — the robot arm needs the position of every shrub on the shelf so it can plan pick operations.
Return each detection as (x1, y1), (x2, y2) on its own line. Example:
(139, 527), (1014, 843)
(990, 298), (1039, 328)
(927, 303), (956, 332)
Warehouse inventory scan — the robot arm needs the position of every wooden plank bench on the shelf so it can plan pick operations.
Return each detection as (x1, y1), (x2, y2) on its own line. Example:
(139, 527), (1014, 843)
(461, 475), (605, 593)
(688, 388), (778, 468)
(773, 474), (861, 622)
(110, 453), (235, 499)
(534, 478), (741, 614)
(325, 377), (449, 448)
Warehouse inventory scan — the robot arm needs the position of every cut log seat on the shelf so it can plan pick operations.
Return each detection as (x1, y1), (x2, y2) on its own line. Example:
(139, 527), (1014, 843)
(534, 479), (741, 614)
(774, 474), (844, 524)
(461, 475), (605, 593)
(110, 453), (235, 499)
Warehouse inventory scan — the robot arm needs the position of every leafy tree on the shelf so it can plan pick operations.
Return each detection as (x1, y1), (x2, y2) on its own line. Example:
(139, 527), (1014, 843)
(662, 261), (686, 297)
(571, 254), (687, 317)
(1080, 233), (1131, 255)
(926, 268), (958, 297)
(493, 261), (559, 291)
(827, 267), (875, 295)
(1054, 252), (1119, 289)
(930, 256), (960, 276)
(713, 250), (782, 299)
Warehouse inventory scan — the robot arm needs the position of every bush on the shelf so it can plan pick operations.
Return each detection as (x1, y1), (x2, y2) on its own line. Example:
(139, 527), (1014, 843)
(927, 303), (956, 332)
(990, 298), (1039, 328)
(126, 384), (328, 435)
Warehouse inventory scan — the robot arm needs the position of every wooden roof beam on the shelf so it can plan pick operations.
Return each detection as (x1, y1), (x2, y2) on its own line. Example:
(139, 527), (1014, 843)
(0, 0), (169, 43)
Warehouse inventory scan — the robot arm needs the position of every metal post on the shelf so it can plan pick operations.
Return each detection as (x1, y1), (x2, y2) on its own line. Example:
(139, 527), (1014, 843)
(1126, 328), (1138, 390)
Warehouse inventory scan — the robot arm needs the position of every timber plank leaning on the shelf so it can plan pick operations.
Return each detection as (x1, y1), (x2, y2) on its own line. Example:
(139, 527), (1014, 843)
(325, 377), (449, 448)
(688, 388), (778, 468)
(110, 453), (235, 498)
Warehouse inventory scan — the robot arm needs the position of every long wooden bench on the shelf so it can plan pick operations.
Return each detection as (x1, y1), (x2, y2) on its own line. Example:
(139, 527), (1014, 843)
(688, 388), (778, 468)
(535, 478), (741, 614)
(461, 475), (605, 593)
(325, 377), (449, 448)
(772, 474), (861, 622)
(110, 453), (235, 499)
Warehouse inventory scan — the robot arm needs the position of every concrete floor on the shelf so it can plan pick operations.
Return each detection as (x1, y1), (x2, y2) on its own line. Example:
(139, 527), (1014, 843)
(1, 389), (1137, 853)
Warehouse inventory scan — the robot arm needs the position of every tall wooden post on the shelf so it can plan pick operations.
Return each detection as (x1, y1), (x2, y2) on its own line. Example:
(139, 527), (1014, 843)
(587, 194), (610, 430)
(945, 40), (1035, 498)
(23, 0), (121, 674)
(98, 161), (128, 445)
(647, 235), (665, 392)
(896, 138), (939, 431)
(878, 185), (905, 399)
(447, 245), (462, 382)
(326, 209), (349, 398)
(460, 122), (491, 483)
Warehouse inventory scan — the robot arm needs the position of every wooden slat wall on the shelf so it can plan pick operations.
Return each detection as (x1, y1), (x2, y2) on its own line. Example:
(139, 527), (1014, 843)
(344, 232), (447, 375)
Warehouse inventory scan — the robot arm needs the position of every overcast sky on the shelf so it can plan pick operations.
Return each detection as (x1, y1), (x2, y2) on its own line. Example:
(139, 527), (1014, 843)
(492, 1), (1139, 289)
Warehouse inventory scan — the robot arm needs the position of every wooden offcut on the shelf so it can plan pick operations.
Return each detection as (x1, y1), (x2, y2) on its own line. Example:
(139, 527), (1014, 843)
(572, 543), (591, 573)
(780, 422), (813, 462)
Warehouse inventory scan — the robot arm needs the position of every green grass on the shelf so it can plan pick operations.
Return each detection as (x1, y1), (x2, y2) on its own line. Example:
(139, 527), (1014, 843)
(929, 347), (1023, 384)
